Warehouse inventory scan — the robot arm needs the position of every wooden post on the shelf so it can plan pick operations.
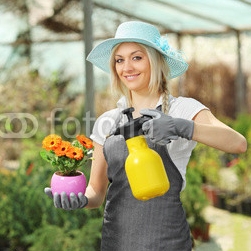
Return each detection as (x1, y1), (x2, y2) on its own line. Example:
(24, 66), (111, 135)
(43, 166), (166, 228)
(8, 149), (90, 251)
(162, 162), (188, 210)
(235, 31), (246, 115)
(83, 0), (95, 136)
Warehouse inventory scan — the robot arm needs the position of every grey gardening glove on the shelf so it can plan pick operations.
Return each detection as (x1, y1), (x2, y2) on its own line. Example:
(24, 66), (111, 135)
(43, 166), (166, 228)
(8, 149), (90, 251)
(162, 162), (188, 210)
(140, 109), (194, 145)
(44, 187), (88, 210)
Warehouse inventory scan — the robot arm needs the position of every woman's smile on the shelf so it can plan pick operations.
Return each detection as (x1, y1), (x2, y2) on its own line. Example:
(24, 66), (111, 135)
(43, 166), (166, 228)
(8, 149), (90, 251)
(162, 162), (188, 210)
(124, 73), (140, 81)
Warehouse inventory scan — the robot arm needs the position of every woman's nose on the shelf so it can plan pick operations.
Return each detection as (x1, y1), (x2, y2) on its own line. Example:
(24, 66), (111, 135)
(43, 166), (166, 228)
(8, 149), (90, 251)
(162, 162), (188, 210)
(123, 59), (133, 71)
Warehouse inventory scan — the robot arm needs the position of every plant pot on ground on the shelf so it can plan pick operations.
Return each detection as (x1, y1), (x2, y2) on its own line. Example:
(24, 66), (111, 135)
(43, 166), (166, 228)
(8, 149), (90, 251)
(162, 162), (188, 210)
(215, 190), (227, 210)
(191, 221), (210, 242)
(202, 184), (219, 207)
(241, 197), (251, 216)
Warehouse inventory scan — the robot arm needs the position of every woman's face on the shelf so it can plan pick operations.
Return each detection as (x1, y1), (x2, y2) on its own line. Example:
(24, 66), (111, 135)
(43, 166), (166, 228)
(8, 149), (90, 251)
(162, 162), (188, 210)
(114, 42), (151, 93)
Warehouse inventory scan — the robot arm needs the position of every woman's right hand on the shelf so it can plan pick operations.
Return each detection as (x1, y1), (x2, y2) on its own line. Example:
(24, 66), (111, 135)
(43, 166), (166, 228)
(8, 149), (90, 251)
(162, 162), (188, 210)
(44, 187), (88, 210)
(140, 109), (194, 145)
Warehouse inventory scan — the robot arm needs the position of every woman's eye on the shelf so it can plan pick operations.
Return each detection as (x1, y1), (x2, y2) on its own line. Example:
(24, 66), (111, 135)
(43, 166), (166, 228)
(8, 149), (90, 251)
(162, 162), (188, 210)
(133, 56), (142, 61)
(115, 58), (123, 63)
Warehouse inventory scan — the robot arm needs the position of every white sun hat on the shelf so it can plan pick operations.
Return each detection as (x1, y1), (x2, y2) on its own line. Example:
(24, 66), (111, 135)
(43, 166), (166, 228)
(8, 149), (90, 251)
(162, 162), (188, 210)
(87, 21), (188, 79)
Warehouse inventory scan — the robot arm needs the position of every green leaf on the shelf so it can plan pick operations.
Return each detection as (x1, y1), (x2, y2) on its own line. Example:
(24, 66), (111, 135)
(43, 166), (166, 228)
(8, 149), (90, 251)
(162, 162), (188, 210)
(40, 150), (53, 163)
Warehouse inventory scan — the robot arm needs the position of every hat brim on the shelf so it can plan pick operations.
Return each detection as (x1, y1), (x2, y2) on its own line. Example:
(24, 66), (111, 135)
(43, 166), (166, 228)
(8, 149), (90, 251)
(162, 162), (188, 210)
(87, 38), (188, 79)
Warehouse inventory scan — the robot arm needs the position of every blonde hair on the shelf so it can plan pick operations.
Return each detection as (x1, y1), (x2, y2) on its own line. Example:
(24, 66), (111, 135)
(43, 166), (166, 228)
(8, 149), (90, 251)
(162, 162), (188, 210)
(110, 43), (170, 114)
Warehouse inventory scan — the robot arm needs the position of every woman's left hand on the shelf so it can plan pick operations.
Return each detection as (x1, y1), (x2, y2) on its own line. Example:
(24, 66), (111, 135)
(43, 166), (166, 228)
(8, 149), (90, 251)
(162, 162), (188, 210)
(140, 109), (194, 145)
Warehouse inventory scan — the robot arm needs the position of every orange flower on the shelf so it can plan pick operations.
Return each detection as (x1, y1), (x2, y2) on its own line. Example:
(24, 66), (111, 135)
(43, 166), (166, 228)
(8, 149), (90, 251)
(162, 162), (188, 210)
(66, 146), (83, 160)
(42, 134), (62, 151)
(76, 135), (94, 149)
(54, 141), (71, 157)
(41, 133), (94, 175)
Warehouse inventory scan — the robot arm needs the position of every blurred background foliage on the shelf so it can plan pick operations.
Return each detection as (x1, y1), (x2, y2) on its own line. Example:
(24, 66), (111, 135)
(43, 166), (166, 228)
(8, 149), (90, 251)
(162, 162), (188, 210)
(0, 156), (103, 251)
(0, 0), (251, 250)
(0, 65), (104, 251)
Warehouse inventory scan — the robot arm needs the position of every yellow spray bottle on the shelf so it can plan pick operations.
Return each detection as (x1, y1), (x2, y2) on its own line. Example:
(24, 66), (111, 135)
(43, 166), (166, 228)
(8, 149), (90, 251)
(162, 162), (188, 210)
(115, 107), (170, 201)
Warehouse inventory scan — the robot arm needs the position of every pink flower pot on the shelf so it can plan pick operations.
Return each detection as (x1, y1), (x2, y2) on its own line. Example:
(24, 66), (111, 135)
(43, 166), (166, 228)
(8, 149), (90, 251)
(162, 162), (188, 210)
(50, 171), (86, 197)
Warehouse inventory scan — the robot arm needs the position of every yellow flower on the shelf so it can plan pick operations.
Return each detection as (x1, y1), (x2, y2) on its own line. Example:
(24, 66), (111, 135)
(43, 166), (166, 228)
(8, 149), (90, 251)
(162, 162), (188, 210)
(42, 134), (62, 151)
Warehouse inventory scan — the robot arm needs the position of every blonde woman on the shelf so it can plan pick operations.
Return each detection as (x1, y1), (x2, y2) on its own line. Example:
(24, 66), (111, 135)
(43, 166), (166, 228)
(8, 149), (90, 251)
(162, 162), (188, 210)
(45, 21), (247, 251)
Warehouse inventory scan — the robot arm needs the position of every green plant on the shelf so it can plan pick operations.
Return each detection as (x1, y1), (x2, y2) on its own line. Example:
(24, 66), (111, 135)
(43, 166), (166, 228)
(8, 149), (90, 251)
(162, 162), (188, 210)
(0, 157), (103, 251)
(181, 167), (209, 230)
(232, 113), (251, 139)
(0, 166), (47, 250)
(189, 143), (221, 186)
(0, 65), (103, 251)
(231, 127), (251, 195)
(26, 218), (102, 251)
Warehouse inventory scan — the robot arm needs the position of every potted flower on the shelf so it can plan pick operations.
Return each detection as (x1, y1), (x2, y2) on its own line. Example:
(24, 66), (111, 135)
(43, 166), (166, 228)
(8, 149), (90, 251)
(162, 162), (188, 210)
(40, 134), (94, 197)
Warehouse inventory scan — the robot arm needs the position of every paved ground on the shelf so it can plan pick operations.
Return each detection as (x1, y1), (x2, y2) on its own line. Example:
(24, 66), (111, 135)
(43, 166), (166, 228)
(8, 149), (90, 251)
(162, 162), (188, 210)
(194, 206), (251, 251)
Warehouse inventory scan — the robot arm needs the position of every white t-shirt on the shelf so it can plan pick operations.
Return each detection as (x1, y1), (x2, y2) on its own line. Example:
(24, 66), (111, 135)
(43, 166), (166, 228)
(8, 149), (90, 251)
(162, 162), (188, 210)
(90, 95), (208, 189)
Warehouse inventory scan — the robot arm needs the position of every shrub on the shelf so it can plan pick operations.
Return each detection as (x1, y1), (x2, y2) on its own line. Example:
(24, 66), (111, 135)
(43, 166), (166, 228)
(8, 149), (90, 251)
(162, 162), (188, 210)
(0, 156), (103, 251)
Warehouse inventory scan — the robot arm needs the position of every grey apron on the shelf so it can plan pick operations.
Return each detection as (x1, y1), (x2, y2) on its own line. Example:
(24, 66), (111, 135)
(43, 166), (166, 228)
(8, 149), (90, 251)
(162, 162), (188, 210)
(102, 134), (192, 251)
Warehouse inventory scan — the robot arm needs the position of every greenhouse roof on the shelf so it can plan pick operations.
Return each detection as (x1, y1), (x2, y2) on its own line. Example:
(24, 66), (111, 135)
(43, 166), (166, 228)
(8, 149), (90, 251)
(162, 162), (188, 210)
(93, 0), (251, 35)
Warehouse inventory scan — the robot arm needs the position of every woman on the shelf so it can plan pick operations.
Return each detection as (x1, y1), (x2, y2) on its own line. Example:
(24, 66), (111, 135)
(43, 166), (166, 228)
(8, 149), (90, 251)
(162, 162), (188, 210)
(45, 21), (247, 250)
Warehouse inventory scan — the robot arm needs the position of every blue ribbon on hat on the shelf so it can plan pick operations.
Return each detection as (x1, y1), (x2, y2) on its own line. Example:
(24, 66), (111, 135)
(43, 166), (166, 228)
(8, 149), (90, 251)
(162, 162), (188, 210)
(155, 36), (170, 53)
(155, 36), (185, 61)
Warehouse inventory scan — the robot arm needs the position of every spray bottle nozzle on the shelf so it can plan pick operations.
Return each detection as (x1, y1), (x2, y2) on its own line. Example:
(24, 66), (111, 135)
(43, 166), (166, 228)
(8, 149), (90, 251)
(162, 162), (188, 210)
(122, 107), (134, 122)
